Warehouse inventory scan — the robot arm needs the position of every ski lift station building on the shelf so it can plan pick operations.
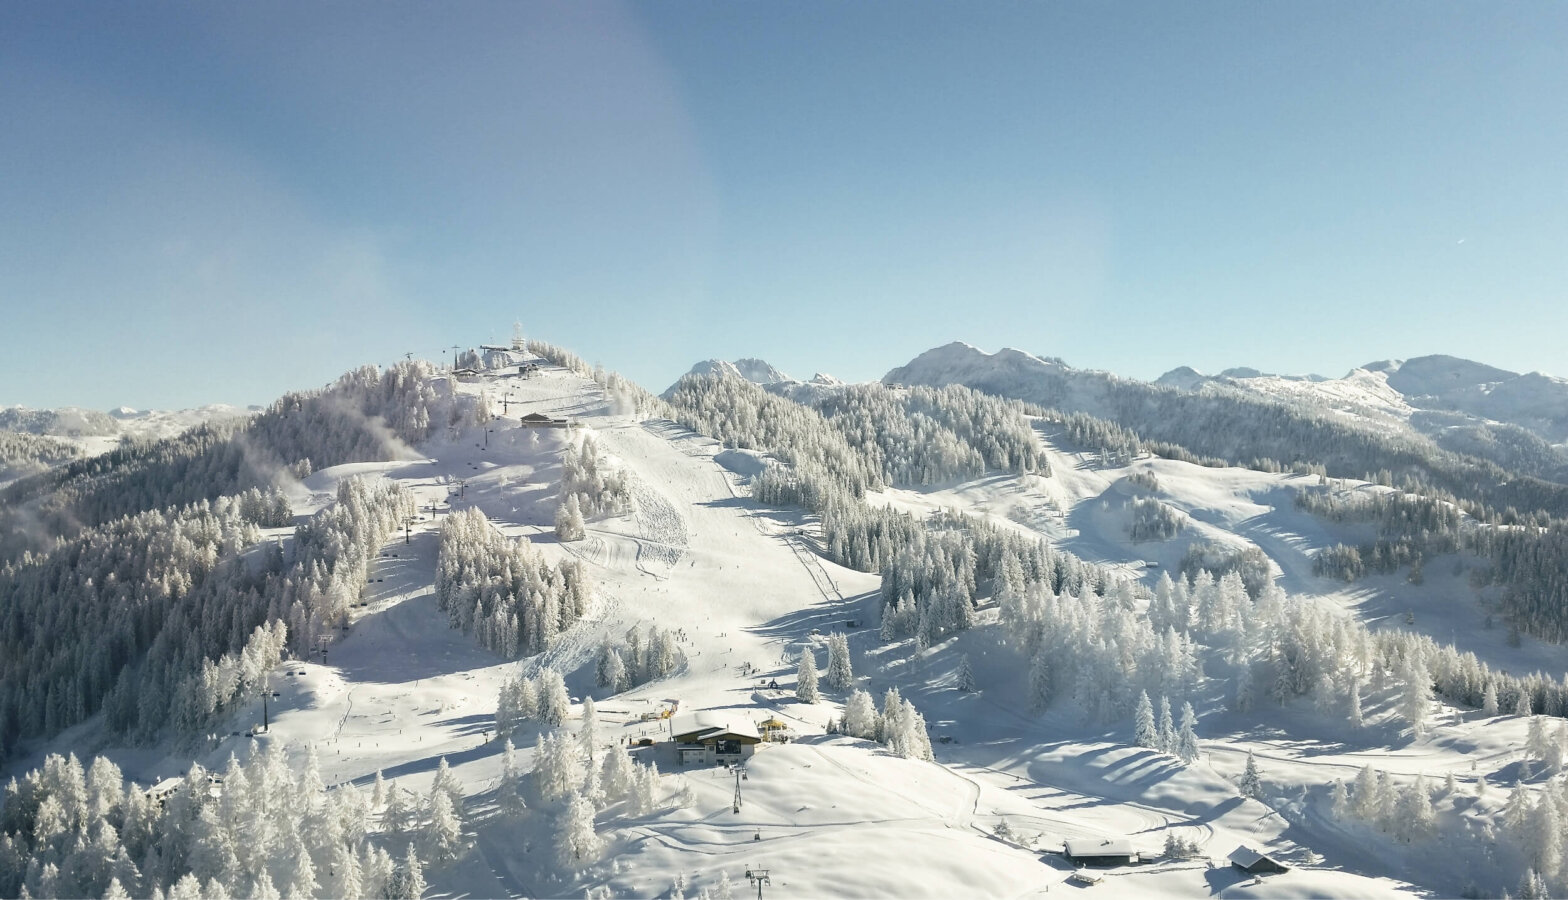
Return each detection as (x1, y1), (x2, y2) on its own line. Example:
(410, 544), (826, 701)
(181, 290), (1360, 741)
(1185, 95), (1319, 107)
(671, 713), (762, 766)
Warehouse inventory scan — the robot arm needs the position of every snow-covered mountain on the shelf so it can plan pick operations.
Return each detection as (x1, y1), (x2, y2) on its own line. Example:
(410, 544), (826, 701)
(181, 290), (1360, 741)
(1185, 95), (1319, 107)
(670, 357), (791, 393)
(2, 402), (257, 444)
(1157, 354), (1568, 443)
(9, 336), (1568, 900)
(1148, 354), (1568, 481)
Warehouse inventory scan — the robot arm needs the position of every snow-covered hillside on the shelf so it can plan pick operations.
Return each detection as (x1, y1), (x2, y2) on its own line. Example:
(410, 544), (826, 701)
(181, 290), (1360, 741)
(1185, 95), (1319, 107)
(0, 401), (258, 461)
(1157, 355), (1568, 469)
(10, 340), (1568, 900)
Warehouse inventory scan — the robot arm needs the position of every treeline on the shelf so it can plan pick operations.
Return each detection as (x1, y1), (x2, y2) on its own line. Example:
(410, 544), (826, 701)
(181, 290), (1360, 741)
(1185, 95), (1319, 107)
(888, 364), (1568, 519)
(0, 432), (83, 482)
(1295, 485), (1568, 643)
(1129, 497), (1185, 542)
(434, 507), (592, 658)
(0, 747), (429, 899)
(561, 434), (629, 519)
(594, 625), (684, 694)
(1, 360), (476, 564)
(795, 383), (1044, 485)
(1179, 542), (1272, 600)
(0, 476), (409, 759)
(667, 372), (882, 503)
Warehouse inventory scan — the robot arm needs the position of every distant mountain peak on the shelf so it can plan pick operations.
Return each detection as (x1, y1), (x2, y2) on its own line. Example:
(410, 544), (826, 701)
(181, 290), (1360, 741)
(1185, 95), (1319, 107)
(667, 357), (793, 396)
(731, 358), (791, 384)
(1155, 366), (1208, 391)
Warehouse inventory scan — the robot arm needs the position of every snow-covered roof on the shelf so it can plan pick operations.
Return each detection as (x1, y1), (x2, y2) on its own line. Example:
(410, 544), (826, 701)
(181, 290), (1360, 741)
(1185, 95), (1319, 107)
(1064, 837), (1136, 858)
(1228, 845), (1287, 870)
(671, 711), (761, 743)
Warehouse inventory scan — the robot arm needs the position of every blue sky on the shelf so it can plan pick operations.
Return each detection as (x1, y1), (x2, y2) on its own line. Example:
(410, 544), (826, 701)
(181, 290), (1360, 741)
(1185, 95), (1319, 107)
(3, 2), (1565, 409)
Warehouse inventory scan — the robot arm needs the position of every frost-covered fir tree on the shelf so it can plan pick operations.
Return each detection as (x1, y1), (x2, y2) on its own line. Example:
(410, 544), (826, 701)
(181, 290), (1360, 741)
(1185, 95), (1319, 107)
(597, 645), (629, 694)
(424, 790), (464, 863)
(537, 668), (571, 726)
(824, 632), (854, 691)
(389, 845), (425, 900)
(1483, 681), (1500, 716)
(796, 649), (820, 704)
(1176, 702), (1200, 764)
(1330, 780), (1350, 819)
(1157, 696), (1175, 754)
(1133, 691), (1159, 749)
(383, 785), (415, 837)
(580, 696), (600, 764)
(1393, 776), (1435, 843)
(842, 689), (878, 740)
(1028, 650), (1052, 712)
(499, 741), (527, 819)
(630, 762), (662, 815)
(1233, 663), (1255, 713)
(431, 757), (465, 816)
(1400, 656), (1431, 739)
(535, 732), (585, 804)
(956, 654), (976, 693)
(555, 791), (601, 868)
(555, 493), (586, 542)
(1237, 751), (1262, 799)
(601, 743), (636, 803)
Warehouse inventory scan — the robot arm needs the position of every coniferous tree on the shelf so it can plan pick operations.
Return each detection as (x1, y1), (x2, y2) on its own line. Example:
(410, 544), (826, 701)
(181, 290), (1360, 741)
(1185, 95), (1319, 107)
(1157, 696), (1175, 754)
(601, 744), (636, 804)
(423, 790), (463, 864)
(390, 845), (425, 900)
(1177, 703), (1200, 764)
(498, 741), (527, 819)
(555, 493), (586, 543)
(842, 690), (878, 740)
(537, 669), (571, 726)
(796, 650), (820, 704)
(1237, 752), (1263, 799)
(956, 654), (976, 693)
(824, 633), (854, 691)
(1133, 691), (1158, 749)
(555, 791), (601, 868)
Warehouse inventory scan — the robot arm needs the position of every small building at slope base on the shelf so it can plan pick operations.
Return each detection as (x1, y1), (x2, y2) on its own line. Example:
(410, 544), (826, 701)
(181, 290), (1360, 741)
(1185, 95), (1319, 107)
(1228, 845), (1290, 876)
(1063, 837), (1140, 867)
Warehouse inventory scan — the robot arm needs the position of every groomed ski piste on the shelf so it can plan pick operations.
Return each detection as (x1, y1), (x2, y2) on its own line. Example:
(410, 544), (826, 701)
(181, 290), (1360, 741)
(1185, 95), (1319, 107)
(22, 351), (1562, 899)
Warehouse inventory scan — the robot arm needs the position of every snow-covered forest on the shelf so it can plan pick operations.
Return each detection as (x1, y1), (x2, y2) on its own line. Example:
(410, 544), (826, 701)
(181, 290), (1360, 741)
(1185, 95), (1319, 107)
(434, 507), (592, 658)
(0, 476), (408, 758)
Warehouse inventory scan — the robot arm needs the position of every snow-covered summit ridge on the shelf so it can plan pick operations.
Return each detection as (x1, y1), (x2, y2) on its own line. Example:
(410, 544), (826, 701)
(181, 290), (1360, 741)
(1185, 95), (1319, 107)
(882, 341), (1073, 389)
(1157, 353), (1568, 442)
(671, 357), (791, 392)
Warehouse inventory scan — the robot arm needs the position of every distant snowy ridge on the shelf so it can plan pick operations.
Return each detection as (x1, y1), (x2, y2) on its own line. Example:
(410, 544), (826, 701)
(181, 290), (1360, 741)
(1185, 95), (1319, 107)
(2, 402), (256, 439)
(665, 357), (791, 396)
(1153, 354), (1568, 479)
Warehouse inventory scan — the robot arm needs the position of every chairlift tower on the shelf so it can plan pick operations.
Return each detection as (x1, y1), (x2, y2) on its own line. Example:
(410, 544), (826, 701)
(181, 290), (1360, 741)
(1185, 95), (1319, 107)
(261, 675), (281, 733)
(745, 867), (770, 900)
(732, 763), (745, 813)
